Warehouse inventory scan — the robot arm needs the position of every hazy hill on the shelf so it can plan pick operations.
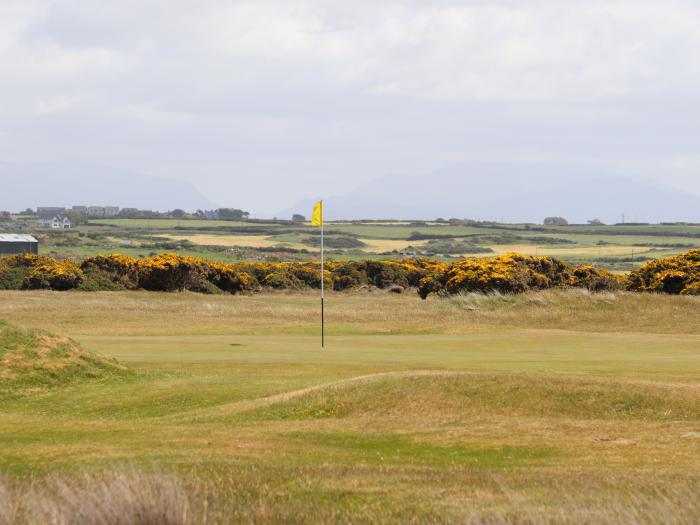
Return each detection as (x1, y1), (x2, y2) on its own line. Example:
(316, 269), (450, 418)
(282, 164), (700, 223)
(0, 162), (217, 212)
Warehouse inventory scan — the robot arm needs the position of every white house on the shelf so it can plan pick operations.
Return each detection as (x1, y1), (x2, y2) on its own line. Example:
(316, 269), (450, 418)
(38, 210), (71, 229)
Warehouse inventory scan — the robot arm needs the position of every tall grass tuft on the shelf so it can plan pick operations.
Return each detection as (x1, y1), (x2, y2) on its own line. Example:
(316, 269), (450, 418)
(0, 468), (221, 525)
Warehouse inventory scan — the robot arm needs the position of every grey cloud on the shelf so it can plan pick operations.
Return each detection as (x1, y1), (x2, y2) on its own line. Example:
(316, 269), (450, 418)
(1, 0), (700, 215)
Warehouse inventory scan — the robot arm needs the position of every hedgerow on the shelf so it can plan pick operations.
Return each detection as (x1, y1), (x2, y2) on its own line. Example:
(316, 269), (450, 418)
(1, 250), (699, 297)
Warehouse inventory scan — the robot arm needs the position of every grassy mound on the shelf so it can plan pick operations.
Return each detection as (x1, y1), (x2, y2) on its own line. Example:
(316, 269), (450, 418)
(224, 373), (699, 423)
(0, 321), (129, 391)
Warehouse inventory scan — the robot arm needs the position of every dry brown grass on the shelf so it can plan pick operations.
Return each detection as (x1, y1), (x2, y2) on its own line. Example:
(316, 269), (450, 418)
(0, 469), (217, 525)
(0, 469), (697, 525)
(0, 288), (698, 337)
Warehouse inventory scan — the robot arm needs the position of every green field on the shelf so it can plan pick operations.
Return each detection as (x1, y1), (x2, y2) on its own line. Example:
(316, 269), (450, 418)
(7, 216), (697, 270)
(0, 289), (698, 523)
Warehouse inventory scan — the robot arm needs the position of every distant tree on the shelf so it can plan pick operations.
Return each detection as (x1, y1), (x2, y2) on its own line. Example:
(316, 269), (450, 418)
(217, 208), (249, 220)
(22, 208), (36, 216)
(292, 214), (306, 222)
(543, 216), (569, 226)
(170, 209), (187, 219)
(588, 218), (604, 225)
(64, 210), (87, 226)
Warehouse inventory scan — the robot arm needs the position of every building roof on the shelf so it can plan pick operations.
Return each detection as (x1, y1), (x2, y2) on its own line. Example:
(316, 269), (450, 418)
(0, 234), (38, 243)
(38, 211), (69, 221)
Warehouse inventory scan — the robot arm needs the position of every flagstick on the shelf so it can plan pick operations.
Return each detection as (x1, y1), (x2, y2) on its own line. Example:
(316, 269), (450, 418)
(320, 215), (324, 348)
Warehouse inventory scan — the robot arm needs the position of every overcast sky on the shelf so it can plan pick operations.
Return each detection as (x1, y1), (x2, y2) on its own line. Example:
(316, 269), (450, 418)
(2, 0), (700, 214)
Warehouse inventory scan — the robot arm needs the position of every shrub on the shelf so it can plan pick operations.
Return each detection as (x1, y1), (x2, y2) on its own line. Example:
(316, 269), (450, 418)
(208, 263), (250, 294)
(136, 253), (211, 292)
(302, 236), (366, 249)
(81, 254), (140, 289)
(418, 254), (571, 298)
(422, 240), (491, 255)
(23, 260), (84, 291)
(569, 265), (624, 292)
(364, 261), (406, 288)
(627, 250), (700, 295)
(263, 269), (304, 289)
(544, 216), (569, 226)
(681, 281), (700, 295)
(77, 270), (128, 292)
(330, 262), (366, 291)
(6, 250), (700, 298)
(0, 267), (31, 290)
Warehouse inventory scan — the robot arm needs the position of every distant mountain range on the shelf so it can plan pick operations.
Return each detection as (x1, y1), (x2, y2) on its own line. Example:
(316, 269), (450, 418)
(3, 160), (698, 222)
(0, 162), (217, 212)
(280, 163), (700, 224)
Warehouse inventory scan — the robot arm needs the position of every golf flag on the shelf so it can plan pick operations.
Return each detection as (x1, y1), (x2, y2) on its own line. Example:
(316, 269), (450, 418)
(312, 200), (325, 347)
(311, 200), (323, 226)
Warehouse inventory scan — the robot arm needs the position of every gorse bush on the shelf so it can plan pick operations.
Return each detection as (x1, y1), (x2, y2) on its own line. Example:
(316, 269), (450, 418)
(24, 259), (84, 291)
(80, 254), (140, 289)
(569, 265), (625, 292)
(2, 250), (699, 297)
(417, 253), (570, 298)
(628, 249), (700, 295)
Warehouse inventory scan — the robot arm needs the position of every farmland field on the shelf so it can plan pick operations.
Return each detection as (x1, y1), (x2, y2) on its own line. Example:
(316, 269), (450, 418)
(0, 289), (698, 523)
(14, 217), (698, 271)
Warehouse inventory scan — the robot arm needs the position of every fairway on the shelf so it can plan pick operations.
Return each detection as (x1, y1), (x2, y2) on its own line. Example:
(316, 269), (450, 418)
(0, 289), (698, 523)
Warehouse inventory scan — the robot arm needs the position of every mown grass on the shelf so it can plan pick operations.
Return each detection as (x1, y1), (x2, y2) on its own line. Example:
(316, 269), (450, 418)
(0, 289), (698, 522)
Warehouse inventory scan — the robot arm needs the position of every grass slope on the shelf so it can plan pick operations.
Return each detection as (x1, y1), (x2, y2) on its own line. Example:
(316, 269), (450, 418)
(0, 320), (129, 396)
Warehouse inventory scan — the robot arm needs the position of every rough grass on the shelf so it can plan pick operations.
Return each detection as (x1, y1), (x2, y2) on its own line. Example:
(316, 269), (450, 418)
(0, 468), (215, 525)
(0, 320), (130, 396)
(0, 468), (697, 524)
(0, 288), (699, 336)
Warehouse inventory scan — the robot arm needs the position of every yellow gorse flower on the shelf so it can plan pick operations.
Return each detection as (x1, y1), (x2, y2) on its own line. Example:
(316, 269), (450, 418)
(1, 250), (698, 296)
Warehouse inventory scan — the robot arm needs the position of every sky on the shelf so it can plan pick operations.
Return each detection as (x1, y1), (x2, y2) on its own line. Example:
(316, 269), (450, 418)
(2, 0), (700, 215)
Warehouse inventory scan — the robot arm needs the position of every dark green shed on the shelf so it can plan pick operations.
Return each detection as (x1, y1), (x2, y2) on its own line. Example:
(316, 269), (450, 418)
(0, 234), (39, 255)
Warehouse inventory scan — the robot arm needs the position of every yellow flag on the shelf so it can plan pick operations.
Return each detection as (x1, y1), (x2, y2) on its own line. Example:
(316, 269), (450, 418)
(311, 200), (323, 226)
